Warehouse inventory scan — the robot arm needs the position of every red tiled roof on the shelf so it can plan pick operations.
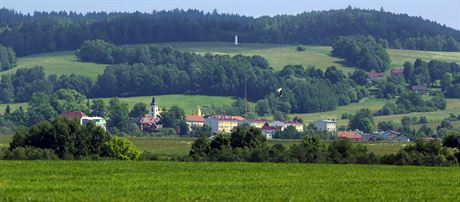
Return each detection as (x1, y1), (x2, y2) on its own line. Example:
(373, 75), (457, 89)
(337, 131), (362, 140)
(284, 121), (303, 125)
(185, 115), (205, 122)
(250, 119), (269, 123)
(368, 71), (385, 78)
(262, 125), (282, 131)
(61, 112), (87, 119)
(391, 68), (404, 75)
(206, 115), (246, 121)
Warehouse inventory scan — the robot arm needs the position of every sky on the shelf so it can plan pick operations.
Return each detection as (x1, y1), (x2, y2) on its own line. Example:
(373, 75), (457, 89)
(1, 0), (460, 30)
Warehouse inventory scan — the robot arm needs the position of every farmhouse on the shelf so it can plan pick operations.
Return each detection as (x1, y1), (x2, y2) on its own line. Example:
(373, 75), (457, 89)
(61, 111), (107, 131)
(239, 119), (270, 128)
(185, 106), (205, 130)
(313, 119), (337, 132)
(411, 85), (429, 94)
(269, 121), (304, 132)
(367, 71), (385, 81)
(391, 68), (404, 77)
(260, 124), (280, 139)
(204, 115), (246, 134)
(337, 130), (362, 141)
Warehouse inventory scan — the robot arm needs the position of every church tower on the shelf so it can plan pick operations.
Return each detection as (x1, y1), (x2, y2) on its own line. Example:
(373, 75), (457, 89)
(150, 96), (159, 118)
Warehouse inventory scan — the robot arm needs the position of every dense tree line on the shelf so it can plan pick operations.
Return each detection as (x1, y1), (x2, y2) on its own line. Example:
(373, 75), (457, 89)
(0, 45), (16, 71)
(1, 7), (459, 57)
(376, 93), (446, 115)
(189, 126), (459, 166)
(332, 35), (390, 72)
(0, 66), (92, 103)
(4, 117), (141, 160)
(189, 126), (379, 164)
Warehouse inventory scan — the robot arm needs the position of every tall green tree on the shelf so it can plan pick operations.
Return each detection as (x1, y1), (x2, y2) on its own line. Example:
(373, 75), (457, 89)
(129, 103), (148, 118)
(108, 98), (129, 131)
(349, 108), (375, 133)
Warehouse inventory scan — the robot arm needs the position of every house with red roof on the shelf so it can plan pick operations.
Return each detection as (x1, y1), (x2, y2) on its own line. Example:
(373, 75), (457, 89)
(337, 130), (362, 141)
(261, 123), (282, 139)
(139, 114), (162, 132)
(185, 115), (205, 130)
(367, 71), (385, 81)
(391, 68), (404, 78)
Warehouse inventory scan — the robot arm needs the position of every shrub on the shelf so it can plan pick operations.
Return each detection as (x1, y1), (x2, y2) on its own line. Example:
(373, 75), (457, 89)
(3, 147), (59, 160)
(105, 136), (142, 160)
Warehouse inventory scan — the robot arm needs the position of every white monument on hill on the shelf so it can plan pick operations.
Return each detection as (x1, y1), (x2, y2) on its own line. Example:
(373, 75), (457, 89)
(235, 35), (238, 45)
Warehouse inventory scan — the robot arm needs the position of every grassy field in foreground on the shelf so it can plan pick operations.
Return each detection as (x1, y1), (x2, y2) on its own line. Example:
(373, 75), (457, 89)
(0, 51), (107, 80)
(0, 94), (239, 115)
(0, 161), (459, 201)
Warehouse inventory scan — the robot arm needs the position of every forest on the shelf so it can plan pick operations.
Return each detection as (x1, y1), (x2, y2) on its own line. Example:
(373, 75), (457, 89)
(0, 7), (459, 57)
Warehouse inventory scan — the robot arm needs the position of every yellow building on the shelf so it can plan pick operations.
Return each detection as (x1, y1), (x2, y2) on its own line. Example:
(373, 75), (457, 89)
(204, 115), (246, 134)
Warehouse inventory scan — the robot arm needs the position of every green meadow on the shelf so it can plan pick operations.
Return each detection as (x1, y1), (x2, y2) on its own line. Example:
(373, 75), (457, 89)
(0, 94), (238, 115)
(0, 161), (458, 201)
(2, 42), (459, 79)
(0, 51), (107, 80)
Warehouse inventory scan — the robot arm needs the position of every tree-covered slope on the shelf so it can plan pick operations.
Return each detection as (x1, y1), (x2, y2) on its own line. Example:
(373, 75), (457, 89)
(0, 7), (459, 56)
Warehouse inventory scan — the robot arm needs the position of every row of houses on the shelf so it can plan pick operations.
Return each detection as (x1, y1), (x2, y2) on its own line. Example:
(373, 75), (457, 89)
(185, 113), (305, 139)
(337, 130), (411, 142)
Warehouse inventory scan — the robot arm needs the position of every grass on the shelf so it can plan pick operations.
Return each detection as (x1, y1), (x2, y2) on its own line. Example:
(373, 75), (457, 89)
(155, 42), (460, 73)
(0, 94), (239, 115)
(291, 97), (460, 127)
(0, 161), (459, 201)
(0, 51), (107, 80)
(3, 42), (459, 78)
(94, 94), (239, 114)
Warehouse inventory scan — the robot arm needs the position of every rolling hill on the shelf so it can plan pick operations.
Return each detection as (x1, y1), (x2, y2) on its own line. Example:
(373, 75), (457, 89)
(1, 42), (460, 128)
(2, 42), (460, 79)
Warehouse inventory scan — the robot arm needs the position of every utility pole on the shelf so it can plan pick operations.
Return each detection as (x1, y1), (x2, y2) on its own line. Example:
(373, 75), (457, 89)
(244, 76), (248, 114)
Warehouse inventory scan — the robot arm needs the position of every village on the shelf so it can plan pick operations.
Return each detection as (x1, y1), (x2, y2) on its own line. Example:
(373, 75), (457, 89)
(60, 96), (411, 142)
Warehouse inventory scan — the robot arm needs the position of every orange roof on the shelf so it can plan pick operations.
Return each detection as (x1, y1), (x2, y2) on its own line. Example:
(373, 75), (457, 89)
(61, 112), (87, 119)
(185, 115), (205, 122)
(337, 131), (361, 140)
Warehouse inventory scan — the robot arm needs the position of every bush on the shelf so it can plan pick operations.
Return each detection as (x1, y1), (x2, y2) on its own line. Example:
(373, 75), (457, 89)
(3, 147), (59, 160)
(296, 46), (306, 51)
(105, 136), (142, 160)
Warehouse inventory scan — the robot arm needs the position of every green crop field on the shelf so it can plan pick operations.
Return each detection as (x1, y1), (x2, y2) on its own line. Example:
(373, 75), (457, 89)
(0, 51), (107, 80)
(0, 161), (458, 201)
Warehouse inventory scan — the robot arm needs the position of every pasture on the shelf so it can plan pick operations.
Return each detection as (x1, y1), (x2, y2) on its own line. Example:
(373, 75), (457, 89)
(0, 161), (459, 201)
(0, 94), (239, 115)
(0, 51), (106, 80)
(2, 42), (459, 79)
(291, 97), (460, 127)
(156, 42), (460, 72)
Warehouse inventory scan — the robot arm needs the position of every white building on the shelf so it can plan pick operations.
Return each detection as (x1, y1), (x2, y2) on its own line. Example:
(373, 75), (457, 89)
(269, 121), (304, 132)
(61, 112), (107, 131)
(149, 97), (162, 118)
(313, 120), (337, 132)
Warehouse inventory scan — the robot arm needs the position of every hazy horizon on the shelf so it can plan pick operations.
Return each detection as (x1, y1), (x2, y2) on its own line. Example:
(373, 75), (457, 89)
(1, 0), (459, 30)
